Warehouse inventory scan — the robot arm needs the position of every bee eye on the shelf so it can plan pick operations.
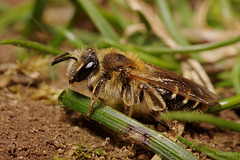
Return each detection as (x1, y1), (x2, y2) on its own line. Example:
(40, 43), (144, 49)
(74, 61), (99, 82)
(85, 61), (94, 69)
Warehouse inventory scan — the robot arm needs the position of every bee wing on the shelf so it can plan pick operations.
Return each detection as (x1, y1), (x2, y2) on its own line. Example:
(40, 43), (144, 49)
(127, 63), (220, 107)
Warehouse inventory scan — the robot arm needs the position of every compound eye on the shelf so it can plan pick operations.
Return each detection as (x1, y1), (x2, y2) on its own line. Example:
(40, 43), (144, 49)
(74, 61), (98, 82)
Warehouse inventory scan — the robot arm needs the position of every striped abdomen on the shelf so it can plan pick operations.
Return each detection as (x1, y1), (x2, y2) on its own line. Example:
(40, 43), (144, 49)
(150, 84), (208, 112)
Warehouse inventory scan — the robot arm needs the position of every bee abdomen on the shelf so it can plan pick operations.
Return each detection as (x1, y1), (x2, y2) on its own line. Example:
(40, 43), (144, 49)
(151, 85), (207, 112)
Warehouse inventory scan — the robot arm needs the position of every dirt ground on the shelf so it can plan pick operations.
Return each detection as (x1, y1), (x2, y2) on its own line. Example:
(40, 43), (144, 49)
(0, 44), (239, 160)
(0, 86), (153, 160)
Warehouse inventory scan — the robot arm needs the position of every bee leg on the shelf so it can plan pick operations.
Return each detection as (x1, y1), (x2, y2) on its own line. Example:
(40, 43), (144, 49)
(87, 98), (96, 117)
(124, 105), (133, 117)
(87, 78), (105, 117)
(123, 84), (134, 116)
(138, 82), (166, 111)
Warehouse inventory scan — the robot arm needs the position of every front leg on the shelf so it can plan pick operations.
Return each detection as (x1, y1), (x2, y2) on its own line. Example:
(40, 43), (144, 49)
(87, 78), (106, 117)
(123, 83), (134, 116)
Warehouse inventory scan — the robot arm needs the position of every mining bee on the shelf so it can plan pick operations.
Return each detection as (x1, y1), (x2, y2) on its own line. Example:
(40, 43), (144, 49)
(52, 47), (220, 119)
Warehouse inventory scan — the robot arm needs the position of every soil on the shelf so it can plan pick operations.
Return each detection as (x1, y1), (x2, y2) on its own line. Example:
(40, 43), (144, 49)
(0, 86), (151, 160)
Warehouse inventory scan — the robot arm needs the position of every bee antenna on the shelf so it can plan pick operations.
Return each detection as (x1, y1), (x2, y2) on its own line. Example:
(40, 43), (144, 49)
(53, 52), (70, 60)
(51, 56), (77, 66)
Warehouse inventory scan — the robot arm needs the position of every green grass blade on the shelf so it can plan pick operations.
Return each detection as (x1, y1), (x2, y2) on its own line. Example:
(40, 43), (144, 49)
(0, 39), (61, 55)
(71, 0), (119, 41)
(0, 2), (8, 12)
(232, 56), (240, 94)
(135, 35), (240, 55)
(0, 3), (32, 29)
(219, 0), (234, 20)
(178, 137), (240, 160)
(73, 29), (100, 45)
(58, 89), (199, 160)
(108, 1), (130, 30)
(161, 112), (240, 132)
(24, 0), (47, 36)
(50, 9), (80, 48)
(214, 80), (232, 88)
(55, 27), (85, 48)
(136, 51), (179, 69)
(172, 0), (193, 27)
(208, 94), (240, 113)
(155, 0), (189, 46)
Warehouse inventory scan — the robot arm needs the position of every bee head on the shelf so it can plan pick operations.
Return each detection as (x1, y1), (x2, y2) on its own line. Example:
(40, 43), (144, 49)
(52, 48), (99, 84)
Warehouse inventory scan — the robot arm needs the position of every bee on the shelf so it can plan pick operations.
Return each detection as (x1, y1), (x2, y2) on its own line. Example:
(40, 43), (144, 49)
(51, 47), (220, 118)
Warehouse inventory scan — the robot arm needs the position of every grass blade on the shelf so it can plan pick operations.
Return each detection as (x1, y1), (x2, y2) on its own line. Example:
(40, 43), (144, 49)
(58, 89), (198, 160)
(172, 0), (193, 27)
(178, 137), (240, 160)
(155, 0), (189, 46)
(135, 35), (240, 55)
(73, 29), (100, 45)
(50, 9), (80, 47)
(109, 1), (130, 30)
(219, 0), (234, 20)
(0, 3), (32, 29)
(208, 94), (240, 113)
(161, 112), (240, 132)
(23, 0), (47, 36)
(71, 0), (119, 41)
(0, 39), (61, 55)
(232, 56), (240, 94)
(55, 27), (85, 48)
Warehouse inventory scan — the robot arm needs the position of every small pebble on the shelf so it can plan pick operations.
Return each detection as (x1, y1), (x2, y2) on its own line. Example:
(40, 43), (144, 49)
(138, 154), (146, 159)
(42, 150), (47, 155)
(58, 148), (64, 154)
(73, 126), (80, 131)
(71, 145), (78, 150)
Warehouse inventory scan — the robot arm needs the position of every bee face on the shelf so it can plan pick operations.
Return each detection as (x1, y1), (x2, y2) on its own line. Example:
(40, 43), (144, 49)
(67, 48), (99, 84)
(52, 48), (99, 84)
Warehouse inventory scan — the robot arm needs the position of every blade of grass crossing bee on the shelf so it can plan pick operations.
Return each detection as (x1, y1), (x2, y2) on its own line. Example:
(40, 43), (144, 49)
(58, 89), (199, 160)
